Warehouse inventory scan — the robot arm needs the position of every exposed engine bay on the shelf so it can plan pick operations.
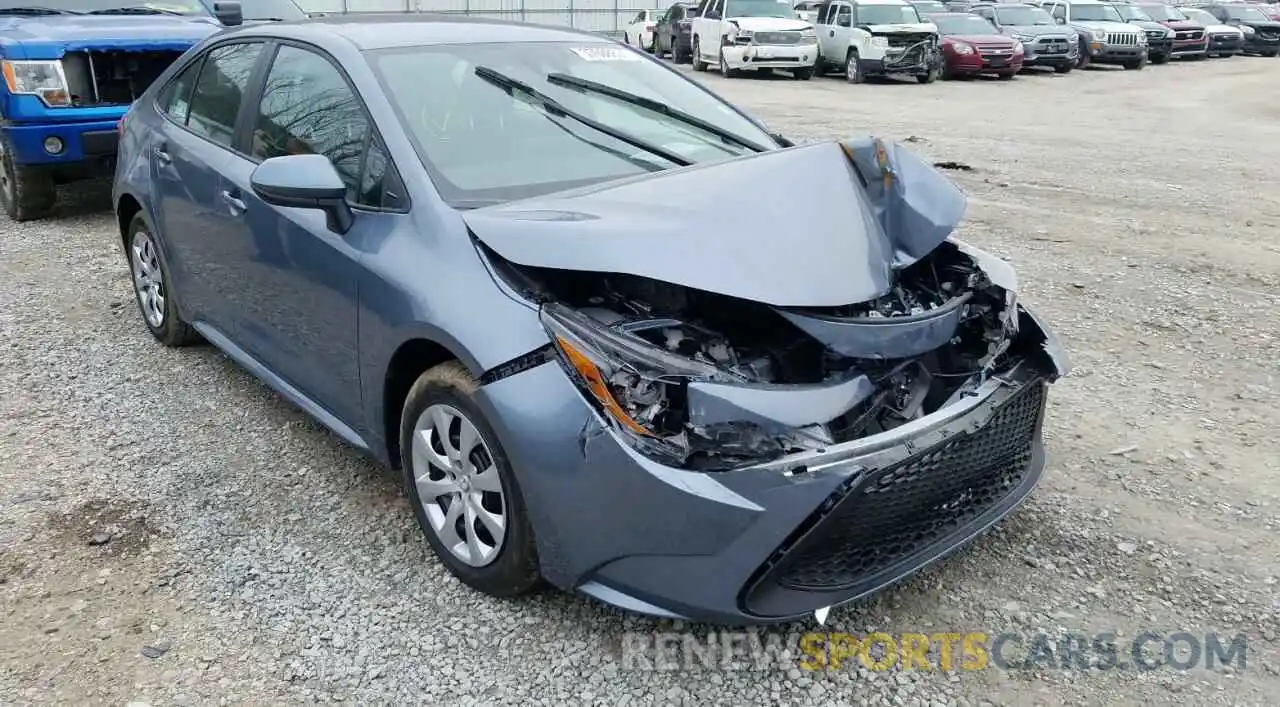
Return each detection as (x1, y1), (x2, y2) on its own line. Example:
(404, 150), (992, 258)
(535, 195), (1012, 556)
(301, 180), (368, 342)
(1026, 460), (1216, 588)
(61, 49), (186, 106)
(491, 241), (1049, 471)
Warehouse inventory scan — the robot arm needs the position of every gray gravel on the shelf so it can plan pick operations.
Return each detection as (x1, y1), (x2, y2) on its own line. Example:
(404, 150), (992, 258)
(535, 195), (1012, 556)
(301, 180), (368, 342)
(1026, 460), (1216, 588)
(3, 58), (1280, 705)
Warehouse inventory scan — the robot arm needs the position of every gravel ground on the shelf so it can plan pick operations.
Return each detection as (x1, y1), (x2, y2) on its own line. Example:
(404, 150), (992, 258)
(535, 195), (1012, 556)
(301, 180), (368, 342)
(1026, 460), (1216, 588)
(3, 56), (1279, 706)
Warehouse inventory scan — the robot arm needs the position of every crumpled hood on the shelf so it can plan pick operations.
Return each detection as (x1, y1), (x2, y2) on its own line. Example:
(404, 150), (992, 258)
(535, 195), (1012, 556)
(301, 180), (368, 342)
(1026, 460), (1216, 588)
(867, 22), (938, 34)
(464, 138), (966, 308)
(0, 15), (217, 56)
(727, 16), (812, 31)
(1204, 23), (1243, 35)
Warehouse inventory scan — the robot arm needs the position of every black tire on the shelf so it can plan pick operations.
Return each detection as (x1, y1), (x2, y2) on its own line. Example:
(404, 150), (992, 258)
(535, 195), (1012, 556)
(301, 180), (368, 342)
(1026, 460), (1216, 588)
(794, 66), (814, 80)
(1150, 51), (1169, 65)
(1124, 56), (1146, 70)
(1265, 50), (1280, 58)
(917, 66), (939, 84)
(997, 70), (1016, 80)
(0, 136), (56, 222)
(845, 48), (864, 84)
(624, 32), (631, 47)
(124, 212), (200, 347)
(692, 36), (707, 71)
(1077, 43), (1091, 68)
(1054, 61), (1073, 74)
(673, 37), (689, 63)
(400, 361), (541, 598)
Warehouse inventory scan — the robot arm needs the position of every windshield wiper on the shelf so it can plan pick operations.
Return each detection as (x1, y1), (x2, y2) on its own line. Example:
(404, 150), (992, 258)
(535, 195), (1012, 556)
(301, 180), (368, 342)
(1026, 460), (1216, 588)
(87, 6), (184, 14)
(545, 72), (769, 154)
(0, 6), (79, 14)
(472, 66), (692, 168)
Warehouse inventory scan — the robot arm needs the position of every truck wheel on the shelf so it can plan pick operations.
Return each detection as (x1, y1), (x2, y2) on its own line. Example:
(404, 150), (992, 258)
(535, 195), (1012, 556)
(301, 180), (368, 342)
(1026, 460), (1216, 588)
(845, 49), (864, 84)
(793, 66), (814, 80)
(1150, 51), (1169, 64)
(0, 137), (56, 222)
(692, 37), (707, 71)
(916, 66), (939, 84)
(1124, 56), (1146, 70)
(1054, 61), (1073, 74)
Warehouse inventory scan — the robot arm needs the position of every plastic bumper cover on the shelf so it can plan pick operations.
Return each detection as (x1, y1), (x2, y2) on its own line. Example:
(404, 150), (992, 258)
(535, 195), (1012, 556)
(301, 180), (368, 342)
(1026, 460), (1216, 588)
(3, 118), (120, 167)
(721, 43), (818, 69)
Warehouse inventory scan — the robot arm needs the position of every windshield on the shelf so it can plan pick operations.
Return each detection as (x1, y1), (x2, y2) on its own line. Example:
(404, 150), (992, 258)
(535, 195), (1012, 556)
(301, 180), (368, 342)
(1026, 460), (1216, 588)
(859, 4), (924, 23)
(367, 42), (777, 207)
(1137, 4), (1185, 21)
(995, 6), (1056, 24)
(1181, 8), (1214, 23)
(1071, 4), (1123, 21)
(910, 1), (948, 13)
(1114, 5), (1153, 21)
(726, 0), (795, 17)
(0, 0), (204, 13)
(1223, 5), (1267, 21)
(931, 13), (997, 32)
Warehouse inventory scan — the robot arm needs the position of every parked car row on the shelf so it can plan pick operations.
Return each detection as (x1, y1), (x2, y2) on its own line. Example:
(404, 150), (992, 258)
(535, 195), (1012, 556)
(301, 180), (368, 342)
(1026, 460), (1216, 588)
(627, 0), (1280, 82)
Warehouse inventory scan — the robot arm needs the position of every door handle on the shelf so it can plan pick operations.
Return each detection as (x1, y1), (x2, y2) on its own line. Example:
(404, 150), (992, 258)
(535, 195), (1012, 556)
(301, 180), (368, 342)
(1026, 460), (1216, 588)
(829, 30), (835, 37)
(154, 145), (172, 165)
(220, 189), (247, 213)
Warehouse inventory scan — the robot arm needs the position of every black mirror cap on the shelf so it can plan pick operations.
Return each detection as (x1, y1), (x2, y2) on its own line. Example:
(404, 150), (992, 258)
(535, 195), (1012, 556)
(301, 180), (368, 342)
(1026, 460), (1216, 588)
(213, 0), (243, 25)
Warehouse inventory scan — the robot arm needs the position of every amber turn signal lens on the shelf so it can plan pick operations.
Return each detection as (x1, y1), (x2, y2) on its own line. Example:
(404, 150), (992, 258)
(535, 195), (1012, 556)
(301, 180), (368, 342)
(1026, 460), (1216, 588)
(555, 336), (654, 437)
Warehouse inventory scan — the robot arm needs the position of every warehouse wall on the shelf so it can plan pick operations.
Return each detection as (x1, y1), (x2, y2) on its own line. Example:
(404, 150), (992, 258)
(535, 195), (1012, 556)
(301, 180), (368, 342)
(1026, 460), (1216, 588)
(299, 0), (673, 37)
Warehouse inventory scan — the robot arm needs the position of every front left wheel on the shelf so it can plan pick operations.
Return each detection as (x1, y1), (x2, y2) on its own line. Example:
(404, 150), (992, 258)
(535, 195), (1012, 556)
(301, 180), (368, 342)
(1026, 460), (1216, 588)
(401, 361), (541, 598)
(125, 212), (200, 347)
(0, 136), (56, 222)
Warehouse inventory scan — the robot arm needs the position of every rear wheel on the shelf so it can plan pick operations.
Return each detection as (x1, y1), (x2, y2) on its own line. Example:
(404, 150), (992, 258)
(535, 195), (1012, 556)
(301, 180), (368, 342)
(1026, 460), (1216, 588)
(692, 36), (707, 71)
(401, 361), (541, 598)
(124, 212), (200, 347)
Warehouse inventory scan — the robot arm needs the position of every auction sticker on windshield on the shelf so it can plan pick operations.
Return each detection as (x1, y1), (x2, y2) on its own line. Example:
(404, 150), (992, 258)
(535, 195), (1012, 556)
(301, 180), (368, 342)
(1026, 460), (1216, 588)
(570, 47), (643, 61)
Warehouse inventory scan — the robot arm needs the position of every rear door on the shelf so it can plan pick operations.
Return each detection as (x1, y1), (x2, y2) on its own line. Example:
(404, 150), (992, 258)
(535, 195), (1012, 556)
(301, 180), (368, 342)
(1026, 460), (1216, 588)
(217, 41), (404, 424)
(152, 41), (268, 334)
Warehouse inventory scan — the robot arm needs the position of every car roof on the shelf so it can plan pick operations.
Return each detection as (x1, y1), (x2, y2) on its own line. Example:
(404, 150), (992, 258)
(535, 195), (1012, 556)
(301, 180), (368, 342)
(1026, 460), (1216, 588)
(218, 13), (615, 51)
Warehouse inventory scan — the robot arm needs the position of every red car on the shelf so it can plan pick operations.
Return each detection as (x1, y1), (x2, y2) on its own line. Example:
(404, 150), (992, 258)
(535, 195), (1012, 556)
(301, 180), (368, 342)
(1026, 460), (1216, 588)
(928, 12), (1025, 79)
(1136, 3), (1210, 58)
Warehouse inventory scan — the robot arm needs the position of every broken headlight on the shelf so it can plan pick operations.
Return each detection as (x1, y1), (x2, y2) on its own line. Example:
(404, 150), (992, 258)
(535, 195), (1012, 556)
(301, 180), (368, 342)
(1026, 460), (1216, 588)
(1, 60), (70, 107)
(539, 303), (805, 469)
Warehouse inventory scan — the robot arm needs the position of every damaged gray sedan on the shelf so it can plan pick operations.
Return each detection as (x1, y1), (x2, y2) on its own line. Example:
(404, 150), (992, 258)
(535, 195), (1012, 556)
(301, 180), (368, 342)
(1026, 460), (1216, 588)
(113, 16), (1067, 625)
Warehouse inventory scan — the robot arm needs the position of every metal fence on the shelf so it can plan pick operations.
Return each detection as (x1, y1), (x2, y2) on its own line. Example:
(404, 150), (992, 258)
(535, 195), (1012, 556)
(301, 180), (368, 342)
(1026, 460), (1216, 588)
(298, 0), (672, 37)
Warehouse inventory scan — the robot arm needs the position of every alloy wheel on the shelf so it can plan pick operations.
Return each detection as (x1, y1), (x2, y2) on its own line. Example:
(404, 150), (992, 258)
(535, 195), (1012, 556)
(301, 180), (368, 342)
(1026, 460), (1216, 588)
(130, 230), (166, 329)
(412, 403), (508, 568)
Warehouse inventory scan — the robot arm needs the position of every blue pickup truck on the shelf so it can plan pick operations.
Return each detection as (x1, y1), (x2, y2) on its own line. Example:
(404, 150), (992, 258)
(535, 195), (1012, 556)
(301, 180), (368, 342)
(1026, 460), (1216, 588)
(0, 0), (306, 221)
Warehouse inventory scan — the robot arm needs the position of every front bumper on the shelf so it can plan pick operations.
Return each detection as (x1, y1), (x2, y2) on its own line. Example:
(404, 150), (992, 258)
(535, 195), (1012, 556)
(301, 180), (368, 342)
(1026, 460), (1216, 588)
(946, 52), (1024, 74)
(1208, 33), (1243, 54)
(721, 42), (818, 70)
(1243, 34), (1280, 52)
(1089, 43), (1147, 63)
(1170, 37), (1209, 56)
(2, 117), (120, 169)
(1145, 37), (1174, 56)
(479, 310), (1062, 625)
(1021, 40), (1077, 65)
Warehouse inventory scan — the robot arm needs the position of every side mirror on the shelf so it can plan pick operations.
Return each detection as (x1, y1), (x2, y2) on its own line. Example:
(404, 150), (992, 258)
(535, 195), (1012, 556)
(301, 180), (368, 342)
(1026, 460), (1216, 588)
(1055, 16), (1065, 23)
(251, 154), (354, 234)
(212, 0), (243, 25)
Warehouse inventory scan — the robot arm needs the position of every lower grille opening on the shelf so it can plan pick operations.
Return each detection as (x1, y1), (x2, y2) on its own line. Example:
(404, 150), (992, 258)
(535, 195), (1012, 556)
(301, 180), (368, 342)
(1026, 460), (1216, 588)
(62, 50), (186, 107)
(767, 379), (1045, 593)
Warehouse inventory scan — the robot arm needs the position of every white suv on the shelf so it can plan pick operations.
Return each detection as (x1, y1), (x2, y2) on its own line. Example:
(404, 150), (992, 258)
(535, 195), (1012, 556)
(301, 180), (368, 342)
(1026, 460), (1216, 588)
(691, 0), (821, 78)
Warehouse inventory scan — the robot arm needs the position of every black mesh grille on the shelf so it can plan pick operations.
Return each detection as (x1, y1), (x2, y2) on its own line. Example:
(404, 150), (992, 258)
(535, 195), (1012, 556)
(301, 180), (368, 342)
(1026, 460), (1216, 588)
(773, 380), (1045, 591)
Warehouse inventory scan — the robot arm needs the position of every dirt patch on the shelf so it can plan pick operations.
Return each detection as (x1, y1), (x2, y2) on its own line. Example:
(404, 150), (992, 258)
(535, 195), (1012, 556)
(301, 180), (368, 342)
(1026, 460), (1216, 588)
(48, 498), (157, 558)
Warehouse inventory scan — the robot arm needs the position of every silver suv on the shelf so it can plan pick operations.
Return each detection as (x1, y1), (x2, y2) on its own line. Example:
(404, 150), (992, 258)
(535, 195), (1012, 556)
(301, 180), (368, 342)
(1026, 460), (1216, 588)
(969, 2), (1080, 72)
(1030, 0), (1148, 68)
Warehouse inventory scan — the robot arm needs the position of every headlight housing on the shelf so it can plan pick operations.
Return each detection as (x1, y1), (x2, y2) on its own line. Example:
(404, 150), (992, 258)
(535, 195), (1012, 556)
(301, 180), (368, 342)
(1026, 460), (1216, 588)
(1, 60), (70, 107)
(952, 42), (976, 55)
(1091, 29), (1106, 41)
(871, 36), (890, 47)
(800, 28), (818, 43)
(1240, 25), (1256, 35)
(540, 303), (810, 469)
(733, 28), (754, 43)
(1013, 40), (1024, 54)
(1137, 32), (1147, 44)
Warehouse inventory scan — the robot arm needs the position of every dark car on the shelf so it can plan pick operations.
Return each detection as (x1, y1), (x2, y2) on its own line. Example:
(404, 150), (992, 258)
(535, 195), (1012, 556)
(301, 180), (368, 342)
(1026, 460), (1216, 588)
(1106, 2), (1175, 62)
(112, 15), (1068, 625)
(929, 11), (1025, 77)
(654, 1), (700, 61)
(1196, 2), (1280, 54)
(1135, 3), (1208, 58)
